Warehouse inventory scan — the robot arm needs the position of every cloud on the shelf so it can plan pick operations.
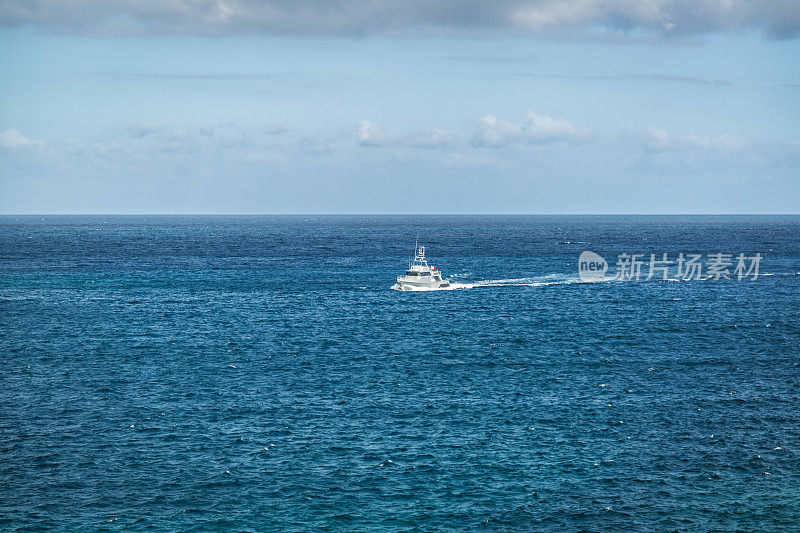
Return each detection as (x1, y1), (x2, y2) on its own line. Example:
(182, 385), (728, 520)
(127, 122), (162, 138)
(408, 129), (451, 149)
(357, 120), (451, 149)
(641, 126), (746, 152)
(512, 0), (799, 38)
(446, 54), (539, 64)
(625, 126), (760, 177)
(93, 71), (272, 81)
(684, 133), (747, 151)
(1, 1), (798, 38)
(511, 72), (737, 87)
(0, 128), (42, 149)
(472, 111), (589, 147)
(357, 120), (397, 147)
(4, 117), (797, 217)
(263, 122), (290, 135)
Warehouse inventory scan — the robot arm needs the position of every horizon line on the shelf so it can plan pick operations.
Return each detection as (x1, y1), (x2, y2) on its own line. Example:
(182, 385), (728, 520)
(1, 213), (799, 217)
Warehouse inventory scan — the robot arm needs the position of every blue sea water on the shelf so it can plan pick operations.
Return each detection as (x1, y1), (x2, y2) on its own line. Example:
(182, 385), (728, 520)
(1, 215), (799, 531)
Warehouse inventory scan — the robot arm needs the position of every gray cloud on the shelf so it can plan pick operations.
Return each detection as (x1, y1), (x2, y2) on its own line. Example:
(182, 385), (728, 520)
(510, 72), (737, 87)
(446, 54), (539, 64)
(511, 72), (800, 89)
(126, 121), (162, 138)
(1, 1), (799, 38)
(93, 71), (273, 81)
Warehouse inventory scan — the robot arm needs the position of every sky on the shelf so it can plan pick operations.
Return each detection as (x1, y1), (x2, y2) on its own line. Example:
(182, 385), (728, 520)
(1, 1), (799, 214)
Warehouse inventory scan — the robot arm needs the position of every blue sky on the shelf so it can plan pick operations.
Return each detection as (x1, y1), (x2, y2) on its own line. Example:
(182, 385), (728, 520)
(1, 1), (799, 213)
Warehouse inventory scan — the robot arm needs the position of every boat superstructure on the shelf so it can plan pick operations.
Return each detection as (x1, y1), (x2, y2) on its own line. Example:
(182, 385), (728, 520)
(396, 244), (450, 290)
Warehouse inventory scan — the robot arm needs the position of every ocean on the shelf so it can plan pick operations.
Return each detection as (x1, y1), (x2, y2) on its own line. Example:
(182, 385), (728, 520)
(1, 215), (799, 531)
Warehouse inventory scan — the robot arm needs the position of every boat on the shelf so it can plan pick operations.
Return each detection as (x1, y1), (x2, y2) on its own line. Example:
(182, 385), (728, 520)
(396, 243), (450, 290)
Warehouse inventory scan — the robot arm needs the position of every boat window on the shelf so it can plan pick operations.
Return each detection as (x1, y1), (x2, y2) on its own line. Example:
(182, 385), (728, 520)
(421, 271), (431, 276)
(405, 271), (417, 276)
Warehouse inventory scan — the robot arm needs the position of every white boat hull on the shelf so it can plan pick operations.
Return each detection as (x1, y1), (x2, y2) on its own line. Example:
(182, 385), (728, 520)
(396, 277), (451, 290)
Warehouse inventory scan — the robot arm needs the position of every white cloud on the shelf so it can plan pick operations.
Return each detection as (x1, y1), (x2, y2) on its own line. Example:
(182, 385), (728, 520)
(357, 120), (397, 147)
(472, 115), (522, 147)
(1, 0), (798, 38)
(357, 120), (451, 149)
(472, 111), (589, 147)
(685, 133), (746, 151)
(641, 126), (671, 150)
(0, 128), (42, 149)
(408, 129), (451, 149)
(524, 110), (585, 141)
(3, 117), (797, 216)
(642, 126), (746, 152)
